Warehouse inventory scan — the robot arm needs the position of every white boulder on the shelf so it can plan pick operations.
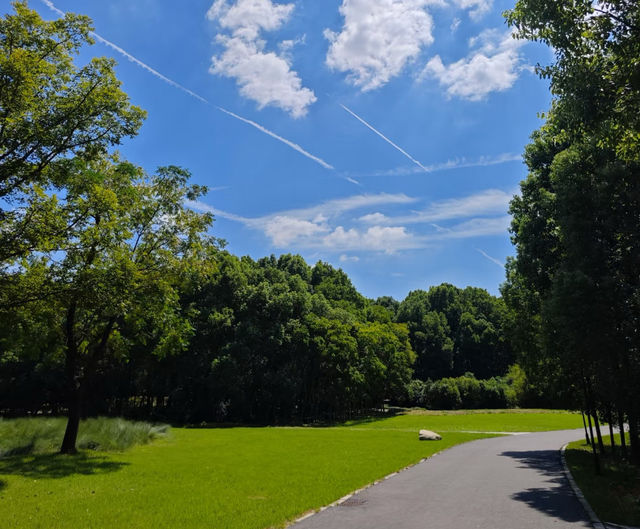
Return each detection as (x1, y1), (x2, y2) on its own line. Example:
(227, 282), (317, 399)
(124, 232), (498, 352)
(419, 429), (442, 441)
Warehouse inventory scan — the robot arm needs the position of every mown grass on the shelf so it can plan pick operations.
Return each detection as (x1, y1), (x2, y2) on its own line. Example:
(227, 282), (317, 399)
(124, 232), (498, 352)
(0, 417), (170, 457)
(0, 410), (582, 529)
(346, 408), (583, 432)
(566, 433), (640, 527)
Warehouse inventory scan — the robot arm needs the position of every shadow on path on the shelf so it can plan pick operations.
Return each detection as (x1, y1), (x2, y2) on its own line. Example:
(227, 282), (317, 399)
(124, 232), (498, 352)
(0, 452), (129, 480)
(501, 449), (586, 524)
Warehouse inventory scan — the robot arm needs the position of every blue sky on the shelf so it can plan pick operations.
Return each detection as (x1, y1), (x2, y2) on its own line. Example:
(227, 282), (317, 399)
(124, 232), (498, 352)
(13, 0), (553, 300)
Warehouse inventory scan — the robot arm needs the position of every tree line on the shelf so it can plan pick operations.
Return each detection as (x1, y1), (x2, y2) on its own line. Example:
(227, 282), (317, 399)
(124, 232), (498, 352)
(502, 0), (640, 465)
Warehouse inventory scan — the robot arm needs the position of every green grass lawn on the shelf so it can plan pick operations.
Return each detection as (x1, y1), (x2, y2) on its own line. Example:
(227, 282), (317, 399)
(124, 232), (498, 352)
(565, 433), (640, 527)
(0, 410), (582, 529)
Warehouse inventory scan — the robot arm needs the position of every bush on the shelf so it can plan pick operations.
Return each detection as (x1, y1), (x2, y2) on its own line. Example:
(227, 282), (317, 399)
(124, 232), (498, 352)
(403, 379), (429, 407)
(418, 370), (524, 410)
(0, 417), (170, 457)
(427, 379), (462, 409)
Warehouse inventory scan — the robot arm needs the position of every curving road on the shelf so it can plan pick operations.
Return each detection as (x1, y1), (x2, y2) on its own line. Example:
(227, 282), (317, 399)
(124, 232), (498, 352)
(291, 429), (591, 529)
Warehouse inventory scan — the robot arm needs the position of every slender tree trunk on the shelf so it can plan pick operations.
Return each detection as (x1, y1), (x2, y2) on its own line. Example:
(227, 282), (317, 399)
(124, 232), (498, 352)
(61, 301), (80, 454)
(593, 412), (606, 456)
(607, 407), (616, 455)
(587, 409), (601, 474)
(618, 408), (627, 457)
(582, 410), (591, 445)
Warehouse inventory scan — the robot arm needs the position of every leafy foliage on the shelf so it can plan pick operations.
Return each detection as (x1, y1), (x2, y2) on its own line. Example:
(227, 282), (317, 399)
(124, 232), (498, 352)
(503, 0), (640, 461)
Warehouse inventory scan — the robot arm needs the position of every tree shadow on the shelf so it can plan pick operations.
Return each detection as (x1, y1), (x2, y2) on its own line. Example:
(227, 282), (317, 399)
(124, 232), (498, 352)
(0, 452), (129, 480)
(500, 449), (588, 524)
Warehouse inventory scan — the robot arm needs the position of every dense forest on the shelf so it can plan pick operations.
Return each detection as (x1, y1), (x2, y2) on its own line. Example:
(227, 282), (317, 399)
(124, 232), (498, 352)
(0, 244), (524, 424)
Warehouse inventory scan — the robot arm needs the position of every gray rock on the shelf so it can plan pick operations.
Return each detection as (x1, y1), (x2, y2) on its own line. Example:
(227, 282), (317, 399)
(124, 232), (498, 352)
(419, 429), (442, 441)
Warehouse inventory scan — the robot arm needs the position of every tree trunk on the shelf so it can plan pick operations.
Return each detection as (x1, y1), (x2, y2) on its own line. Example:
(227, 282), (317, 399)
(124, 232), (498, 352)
(60, 301), (81, 454)
(607, 407), (616, 455)
(618, 408), (627, 457)
(593, 412), (606, 456)
(581, 410), (591, 445)
(586, 411), (601, 474)
(60, 385), (81, 454)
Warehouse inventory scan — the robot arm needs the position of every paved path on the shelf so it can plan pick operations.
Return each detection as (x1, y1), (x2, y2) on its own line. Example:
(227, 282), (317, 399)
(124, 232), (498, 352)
(292, 429), (591, 529)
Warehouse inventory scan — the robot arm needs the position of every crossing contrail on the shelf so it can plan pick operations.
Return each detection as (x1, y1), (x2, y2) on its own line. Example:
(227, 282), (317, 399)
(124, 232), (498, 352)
(216, 107), (334, 170)
(340, 104), (428, 172)
(39, 0), (334, 170)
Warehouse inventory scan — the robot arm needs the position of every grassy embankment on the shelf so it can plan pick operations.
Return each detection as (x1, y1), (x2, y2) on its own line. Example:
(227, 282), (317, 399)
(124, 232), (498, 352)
(0, 410), (582, 529)
(565, 433), (640, 527)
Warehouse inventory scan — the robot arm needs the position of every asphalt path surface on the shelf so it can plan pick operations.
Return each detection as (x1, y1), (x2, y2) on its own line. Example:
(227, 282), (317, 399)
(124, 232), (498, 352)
(292, 429), (591, 529)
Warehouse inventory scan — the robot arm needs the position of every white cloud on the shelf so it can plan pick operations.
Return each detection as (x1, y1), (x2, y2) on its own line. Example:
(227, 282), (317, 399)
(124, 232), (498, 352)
(340, 254), (360, 263)
(411, 189), (512, 222)
(324, 226), (421, 253)
(189, 189), (512, 254)
(277, 193), (417, 222)
(325, 0), (440, 91)
(207, 0), (294, 40)
(453, 0), (492, 21)
(450, 17), (461, 33)
(264, 216), (329, 246)
(422, 29), (525, 100)
(372, 189), (513, 225)
(359, 212), (390, 224)
(207, 0), (316, 117)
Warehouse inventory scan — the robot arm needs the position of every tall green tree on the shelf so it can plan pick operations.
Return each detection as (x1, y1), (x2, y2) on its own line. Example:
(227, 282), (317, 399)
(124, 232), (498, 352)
(3, 157), (217, 453)
(0, 2), (145, 264)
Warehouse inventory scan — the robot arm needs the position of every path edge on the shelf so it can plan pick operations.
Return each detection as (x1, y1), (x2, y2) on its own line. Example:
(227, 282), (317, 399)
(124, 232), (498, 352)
(287, 439), (474, 527)
(560, 443), (606, 529)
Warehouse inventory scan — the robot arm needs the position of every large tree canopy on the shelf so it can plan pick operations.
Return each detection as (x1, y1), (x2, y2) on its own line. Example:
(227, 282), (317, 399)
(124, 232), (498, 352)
(0, 2), (145, 267)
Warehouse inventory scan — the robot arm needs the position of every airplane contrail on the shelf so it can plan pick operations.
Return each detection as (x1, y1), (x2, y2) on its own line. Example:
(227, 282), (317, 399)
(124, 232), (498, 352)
(216, 107), (334, 170)
(475, 248), (505, 268)
(39, 0), (334, 170)
(340, 104), (428, 172)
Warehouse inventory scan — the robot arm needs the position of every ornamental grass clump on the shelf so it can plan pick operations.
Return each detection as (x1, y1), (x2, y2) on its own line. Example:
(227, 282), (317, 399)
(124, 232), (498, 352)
(0, 417), (170, 457)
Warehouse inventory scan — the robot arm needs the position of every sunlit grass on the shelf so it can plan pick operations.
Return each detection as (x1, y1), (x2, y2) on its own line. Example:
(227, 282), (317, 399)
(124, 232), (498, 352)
(0, 410), (583, 529)
(566, 433), (640, 527)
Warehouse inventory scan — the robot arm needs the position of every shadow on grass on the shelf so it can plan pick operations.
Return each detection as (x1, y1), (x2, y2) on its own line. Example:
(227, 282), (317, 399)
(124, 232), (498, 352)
(0, 452), (129, 480)
(500, 449), (588, 524)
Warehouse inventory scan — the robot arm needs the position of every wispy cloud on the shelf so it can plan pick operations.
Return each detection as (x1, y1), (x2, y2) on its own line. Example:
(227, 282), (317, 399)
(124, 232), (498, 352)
(189, 193), (419, 252)
(341, 104), (428, 172)
(39, 0), (332, 170)
(189, 189), (512, 253)
(347, 152), (522, 178)
(360, 189), (514, 225)
(216, 107), (334, 169)
(476, 248), (505, 268)
(427, 216), (511, 239)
